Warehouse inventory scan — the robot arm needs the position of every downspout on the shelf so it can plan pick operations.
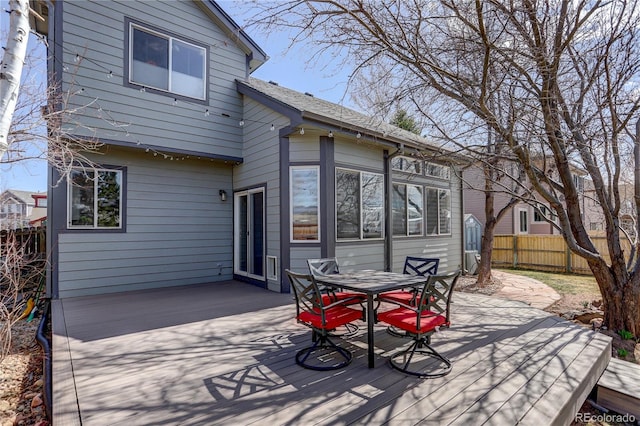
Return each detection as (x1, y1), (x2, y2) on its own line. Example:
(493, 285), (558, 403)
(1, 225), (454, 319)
(384, 146), (404, 272)
(459, 165), (466, 272)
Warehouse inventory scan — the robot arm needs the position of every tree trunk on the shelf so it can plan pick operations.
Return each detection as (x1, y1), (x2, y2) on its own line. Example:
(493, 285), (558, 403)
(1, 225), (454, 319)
(0, 0), (30, 158)
(589, 259), (640, 337)
(476, 180), (497, 287)
(476, 218), (496, 286)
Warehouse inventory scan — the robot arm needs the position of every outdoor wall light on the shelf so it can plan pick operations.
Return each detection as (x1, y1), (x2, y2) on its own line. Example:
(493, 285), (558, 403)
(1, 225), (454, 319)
(219, 190), (227, 202)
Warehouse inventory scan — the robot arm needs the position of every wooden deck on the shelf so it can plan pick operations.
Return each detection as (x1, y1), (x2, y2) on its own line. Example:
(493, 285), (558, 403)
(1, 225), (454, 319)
(51, 280), (611, 425)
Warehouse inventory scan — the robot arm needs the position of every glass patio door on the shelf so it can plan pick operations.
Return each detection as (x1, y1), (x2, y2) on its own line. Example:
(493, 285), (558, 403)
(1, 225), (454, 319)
(234, 188), (265, 280)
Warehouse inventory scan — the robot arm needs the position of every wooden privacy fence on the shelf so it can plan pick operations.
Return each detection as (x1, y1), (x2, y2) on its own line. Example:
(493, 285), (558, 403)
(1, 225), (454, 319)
(0, 226), (46, 259)
(491, 234), (629, 275)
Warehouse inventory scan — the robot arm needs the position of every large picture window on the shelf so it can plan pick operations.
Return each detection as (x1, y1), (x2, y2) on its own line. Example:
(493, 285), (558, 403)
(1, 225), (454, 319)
(290, 166), (320, 242)
(336, 168), (384, 240)
(68, 168), (123, 229)
(129, 23), (206, 100)
(425, 188), (451, 235)
(392, 183), (423, 236)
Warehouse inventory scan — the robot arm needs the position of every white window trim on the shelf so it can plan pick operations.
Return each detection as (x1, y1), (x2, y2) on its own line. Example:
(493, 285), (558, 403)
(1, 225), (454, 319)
(335, 167), (385, 241)
(518, 208), (529, 234)
(392, 182), (424, 237)
(425, 162), (451, 180)
(391, 155), (423, 174)
(290, 165), (320, 243)
(129, 22), (207, 100)
(67, 168), (123, 229)
(425, 187), (452, 236)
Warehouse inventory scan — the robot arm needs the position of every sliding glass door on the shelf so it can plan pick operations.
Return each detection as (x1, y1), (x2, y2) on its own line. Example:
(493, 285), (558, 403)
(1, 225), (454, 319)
(234, 188), (265, 280)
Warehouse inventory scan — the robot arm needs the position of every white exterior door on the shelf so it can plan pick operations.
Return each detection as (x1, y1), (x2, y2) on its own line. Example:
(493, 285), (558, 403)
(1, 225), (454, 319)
(234, 188), (265, 280)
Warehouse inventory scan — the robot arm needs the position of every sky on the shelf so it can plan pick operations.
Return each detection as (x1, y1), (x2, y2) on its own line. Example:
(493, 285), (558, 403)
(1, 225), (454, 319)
(0, 0), (353, 194)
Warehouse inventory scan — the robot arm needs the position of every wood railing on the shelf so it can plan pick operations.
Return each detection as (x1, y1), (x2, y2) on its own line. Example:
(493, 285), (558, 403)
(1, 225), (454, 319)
(491, 234), (629, 275)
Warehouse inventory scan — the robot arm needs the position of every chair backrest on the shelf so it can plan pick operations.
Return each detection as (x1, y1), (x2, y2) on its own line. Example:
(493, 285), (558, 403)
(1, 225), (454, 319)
(403, 256), (439, 276)
(307, 257), (340, 277)
(415, 270), (461, 325)
(285, 269), (323, 317)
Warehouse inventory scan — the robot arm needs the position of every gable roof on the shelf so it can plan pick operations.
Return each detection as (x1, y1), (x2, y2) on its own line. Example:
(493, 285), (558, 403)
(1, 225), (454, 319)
(1, 190), (45, 205)
(237, 78), (452, 157)
(196, 1), (268, 73)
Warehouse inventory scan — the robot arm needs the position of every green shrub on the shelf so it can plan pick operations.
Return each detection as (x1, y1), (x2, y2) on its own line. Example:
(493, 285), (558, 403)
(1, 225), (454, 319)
(618, 329), (634, 340)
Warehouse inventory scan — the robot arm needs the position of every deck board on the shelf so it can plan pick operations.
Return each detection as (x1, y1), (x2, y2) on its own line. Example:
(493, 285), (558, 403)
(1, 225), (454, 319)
(52, 280), (611, 425)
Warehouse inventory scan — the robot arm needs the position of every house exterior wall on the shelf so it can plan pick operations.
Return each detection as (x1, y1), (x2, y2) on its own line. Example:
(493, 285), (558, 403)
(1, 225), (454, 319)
(56, 147), (233, 298)
(59, 0), (246, 158)
(233, 97), (289, 291)
(48, 0), (253, 298)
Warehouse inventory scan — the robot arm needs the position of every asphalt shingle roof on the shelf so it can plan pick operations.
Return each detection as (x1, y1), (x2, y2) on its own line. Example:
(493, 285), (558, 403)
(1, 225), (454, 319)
(238, 77), (448, 155)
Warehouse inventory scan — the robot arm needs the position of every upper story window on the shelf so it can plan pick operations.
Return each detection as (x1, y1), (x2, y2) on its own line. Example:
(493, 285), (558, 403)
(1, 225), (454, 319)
(572, 174), (585, 193)
(68, 168), (123, 229)
(336, 168), (384, 240)
(425, 162), (451, 180)
(129, 22), (207, 100)
(290, 166), (320, 242)
(391, 156), (422, 174)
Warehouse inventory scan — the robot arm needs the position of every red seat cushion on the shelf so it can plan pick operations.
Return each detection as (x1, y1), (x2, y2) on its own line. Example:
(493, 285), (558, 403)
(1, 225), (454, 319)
(322, 292), (366, 305)
(377, 307), (447, 334)
(298, 305), (363, 330)
(378, 290), (416, 305)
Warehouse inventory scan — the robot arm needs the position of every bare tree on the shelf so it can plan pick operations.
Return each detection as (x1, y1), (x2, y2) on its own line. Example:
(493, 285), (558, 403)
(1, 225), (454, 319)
(1, 2), (104, 359)
(246, 0), (640, 334)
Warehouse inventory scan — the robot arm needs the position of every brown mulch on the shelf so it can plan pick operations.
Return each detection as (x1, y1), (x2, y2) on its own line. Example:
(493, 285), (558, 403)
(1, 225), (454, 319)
(0, 320), (48, 426)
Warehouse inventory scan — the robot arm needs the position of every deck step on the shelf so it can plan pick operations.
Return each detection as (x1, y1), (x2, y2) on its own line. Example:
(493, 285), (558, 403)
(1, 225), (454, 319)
(596, 357), (640, 419)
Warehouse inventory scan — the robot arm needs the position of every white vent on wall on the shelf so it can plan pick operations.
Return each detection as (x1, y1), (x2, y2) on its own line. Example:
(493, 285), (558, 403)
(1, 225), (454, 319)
(267, 256), (278, 281)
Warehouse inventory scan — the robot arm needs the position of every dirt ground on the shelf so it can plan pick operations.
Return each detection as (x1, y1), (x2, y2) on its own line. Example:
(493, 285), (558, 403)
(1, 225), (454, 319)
(0, 320), (47, 426)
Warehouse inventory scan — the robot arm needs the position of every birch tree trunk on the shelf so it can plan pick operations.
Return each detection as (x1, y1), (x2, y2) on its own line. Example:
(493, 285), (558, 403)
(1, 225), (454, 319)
(0, 0), (30, 159)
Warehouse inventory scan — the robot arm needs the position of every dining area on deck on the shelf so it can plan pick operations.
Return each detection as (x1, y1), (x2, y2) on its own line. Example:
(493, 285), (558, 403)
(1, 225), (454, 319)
(52, 257), (611, 425)
(286, 256), (461, 377)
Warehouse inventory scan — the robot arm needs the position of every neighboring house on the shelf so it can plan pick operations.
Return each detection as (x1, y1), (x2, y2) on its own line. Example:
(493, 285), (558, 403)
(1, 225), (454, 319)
(0, 190), (47, 230)
(463, 160), (588, 236)
(31, 0), (465, 299)
(583, 181), (636, 239)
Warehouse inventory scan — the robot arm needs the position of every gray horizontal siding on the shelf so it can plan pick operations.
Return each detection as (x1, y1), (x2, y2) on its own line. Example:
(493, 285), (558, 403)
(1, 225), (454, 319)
(334, 139), (385, 171)
(289, 136), (319, 162)
(289, 246), (323, 274)
(235, 98), (287, 290)
(57, 147), (233, 298)
(336, 243), (386, 271)
(60, 0), (246, 156)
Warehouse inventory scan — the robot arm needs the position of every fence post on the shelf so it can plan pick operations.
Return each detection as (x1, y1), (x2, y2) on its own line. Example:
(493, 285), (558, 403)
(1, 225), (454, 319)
(513, 235), (518, 269)
(566, 242), (572, 274)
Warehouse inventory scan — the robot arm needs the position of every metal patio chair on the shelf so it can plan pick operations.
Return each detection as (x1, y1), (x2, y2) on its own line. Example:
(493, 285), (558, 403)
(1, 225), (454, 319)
(377, 270), (460, 378)
(378, 257), (439, 336)
(307, 257), (366, 336)
(285, 269), (363, 371)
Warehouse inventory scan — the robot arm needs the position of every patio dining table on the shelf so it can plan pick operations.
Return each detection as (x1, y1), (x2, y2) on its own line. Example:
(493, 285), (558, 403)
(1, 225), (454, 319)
(314, 270), (429, 368)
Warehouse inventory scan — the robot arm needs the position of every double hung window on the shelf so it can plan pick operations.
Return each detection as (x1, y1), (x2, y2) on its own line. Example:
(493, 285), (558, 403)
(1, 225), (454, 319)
(392, 183), (423, 236)
(68, 168), (123, 229)
(129, 22), (207, 100)
(425, 188), (451, 235)
(336, 168), (384, 240)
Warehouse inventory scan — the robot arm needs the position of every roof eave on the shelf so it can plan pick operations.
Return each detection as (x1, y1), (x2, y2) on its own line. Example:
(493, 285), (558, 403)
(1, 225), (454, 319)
(197, 0), (268, 73)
